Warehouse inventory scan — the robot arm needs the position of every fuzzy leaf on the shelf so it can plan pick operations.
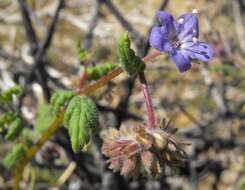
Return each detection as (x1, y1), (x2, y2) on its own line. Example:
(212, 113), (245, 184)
(118, 32), (145, 75)
(3, 143), (26, 169)
(5, 116), (23, 140)
(64, 96), (99, 153)
(50, 90), (75, 114)
(87, 63), (117, 81)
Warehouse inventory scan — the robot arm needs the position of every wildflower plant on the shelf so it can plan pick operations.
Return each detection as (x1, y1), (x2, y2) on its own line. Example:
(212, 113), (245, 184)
(1, 10), (214, 188)
(102, 10), (213, 177)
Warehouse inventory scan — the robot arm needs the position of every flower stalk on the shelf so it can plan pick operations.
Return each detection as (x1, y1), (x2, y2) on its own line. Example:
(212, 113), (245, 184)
(137, 50), (160, 129)
(138, 72), (155, 128)
(142, 50), (161, 62)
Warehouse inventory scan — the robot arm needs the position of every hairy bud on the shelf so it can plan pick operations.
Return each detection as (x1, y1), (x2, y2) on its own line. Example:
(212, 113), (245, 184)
(118, 32), (145, 76)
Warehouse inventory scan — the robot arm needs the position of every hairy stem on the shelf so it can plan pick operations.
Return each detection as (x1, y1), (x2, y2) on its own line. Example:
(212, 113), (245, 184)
(138, 72), (155, 128)
(75, 70), (88, 94)
(138, 50), (160, 128)
(13, 50), (161, 190)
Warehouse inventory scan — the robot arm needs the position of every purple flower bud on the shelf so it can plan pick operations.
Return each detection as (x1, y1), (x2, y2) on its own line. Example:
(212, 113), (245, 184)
(149, 11), (214, 72)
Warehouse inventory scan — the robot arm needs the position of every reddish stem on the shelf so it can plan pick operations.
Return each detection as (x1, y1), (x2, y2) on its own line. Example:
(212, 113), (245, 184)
(76, 69), (88, 94)
(142, 50), (161, 62)
(75, 60), (92, 93)
(138, 72), (155, 128)
(137, 50), (160, 128)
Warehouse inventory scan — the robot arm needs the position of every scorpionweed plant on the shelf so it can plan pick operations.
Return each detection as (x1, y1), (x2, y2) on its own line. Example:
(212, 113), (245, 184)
(0, 10), (213, 189)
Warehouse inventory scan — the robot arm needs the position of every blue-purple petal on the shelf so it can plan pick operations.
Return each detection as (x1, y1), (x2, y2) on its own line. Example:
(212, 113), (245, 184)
(157, 11), (176, 38)
(170, 50), (192, 72)
(149, 26), (173, 52)
(180, 33), (196, 43)
(177, 13), (199, 41)
(181, 42), (214, 62)
(157, 11), (175, 26)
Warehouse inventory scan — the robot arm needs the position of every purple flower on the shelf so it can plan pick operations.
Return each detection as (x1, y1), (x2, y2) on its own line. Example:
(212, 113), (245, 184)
(149, 11), (214, 72)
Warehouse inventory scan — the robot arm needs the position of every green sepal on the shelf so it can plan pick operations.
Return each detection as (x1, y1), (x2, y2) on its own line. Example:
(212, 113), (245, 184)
(3, 143), (26, 169)
(87, 63), (117, 81)
(50, 90), (75, 114)
(5, 116), (23, 140)
(64, 96), (99, 153)
(118, 32), (145, 76)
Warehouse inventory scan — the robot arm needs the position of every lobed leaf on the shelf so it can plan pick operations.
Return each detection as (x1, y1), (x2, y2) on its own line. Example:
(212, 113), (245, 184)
(50, 90), (75, 114)
(87, 63), (117, 81)
(64, 96), (99, 153)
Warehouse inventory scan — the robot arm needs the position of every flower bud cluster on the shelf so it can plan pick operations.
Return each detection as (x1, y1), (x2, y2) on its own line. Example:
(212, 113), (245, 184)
(101, 119), (188, 177)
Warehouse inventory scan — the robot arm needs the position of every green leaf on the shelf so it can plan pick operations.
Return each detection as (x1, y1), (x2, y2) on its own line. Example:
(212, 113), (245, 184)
(0, 85), (23, 103)
(50, 90), (75, 114)
(118, 32), (145, 76)
(87, 63), (117, 81)
(64, 96), (99, 153)
(5, 116), (23, 140)
(0, 112), (15, 126)
(3, 143), (26, 169)
(36, 104), (56, 134)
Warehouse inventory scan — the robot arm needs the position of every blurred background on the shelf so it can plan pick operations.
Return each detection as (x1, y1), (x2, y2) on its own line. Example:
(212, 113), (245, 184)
(0, 0), (245, 189)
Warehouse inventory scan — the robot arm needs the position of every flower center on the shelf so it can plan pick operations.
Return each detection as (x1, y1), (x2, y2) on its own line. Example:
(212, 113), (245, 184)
(172, 38), (180, 49)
